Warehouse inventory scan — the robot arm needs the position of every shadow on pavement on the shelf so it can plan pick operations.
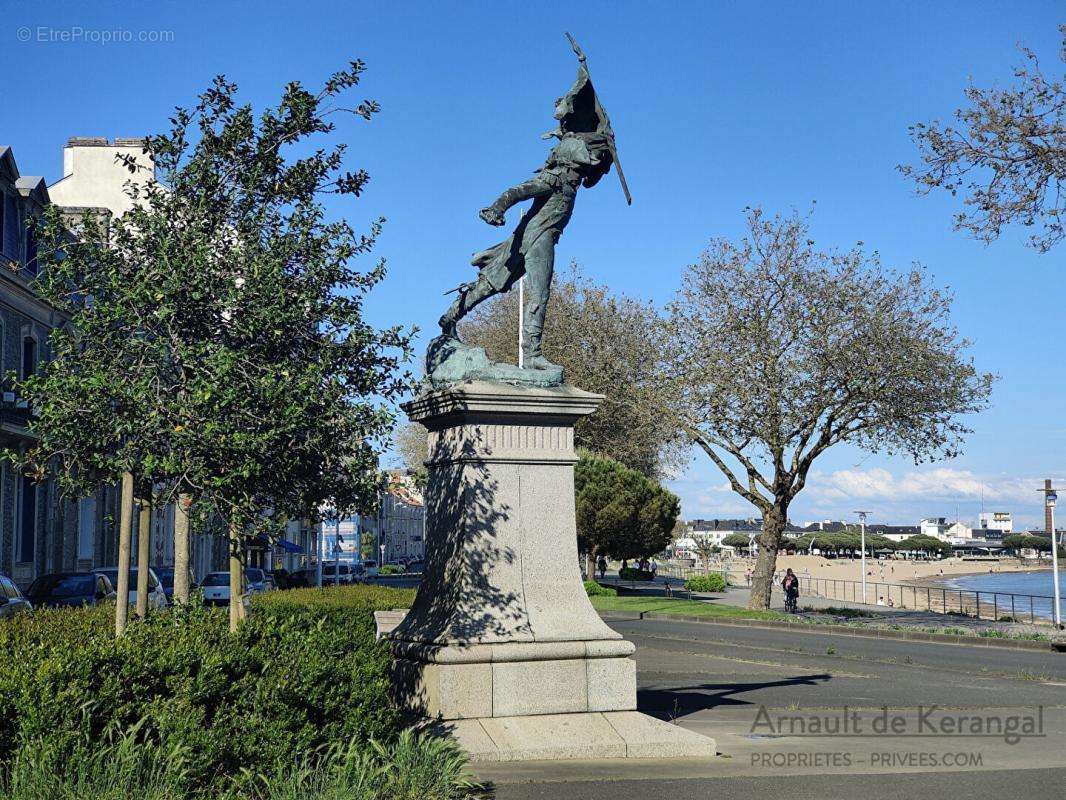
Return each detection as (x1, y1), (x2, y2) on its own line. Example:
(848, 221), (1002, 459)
(638, 673), (832, 720)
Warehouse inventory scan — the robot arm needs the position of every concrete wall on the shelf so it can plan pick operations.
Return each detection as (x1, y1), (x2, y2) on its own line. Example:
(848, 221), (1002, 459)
(47, 137), (153, 217)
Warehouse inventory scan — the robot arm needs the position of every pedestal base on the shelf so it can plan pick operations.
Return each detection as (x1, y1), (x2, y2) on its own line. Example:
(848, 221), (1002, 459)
(427, 712), (717, 763)
(393, 382), (718, 761)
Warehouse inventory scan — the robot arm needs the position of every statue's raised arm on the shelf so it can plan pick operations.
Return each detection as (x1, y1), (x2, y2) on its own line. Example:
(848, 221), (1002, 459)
(429, 35), (630, 387)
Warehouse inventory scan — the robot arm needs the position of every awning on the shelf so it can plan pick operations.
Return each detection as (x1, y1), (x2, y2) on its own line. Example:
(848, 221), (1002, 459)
(254, 535), (304, 554)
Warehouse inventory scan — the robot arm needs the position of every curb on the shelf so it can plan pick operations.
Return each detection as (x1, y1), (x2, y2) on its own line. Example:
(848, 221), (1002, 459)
(597, 610), (1060, 652)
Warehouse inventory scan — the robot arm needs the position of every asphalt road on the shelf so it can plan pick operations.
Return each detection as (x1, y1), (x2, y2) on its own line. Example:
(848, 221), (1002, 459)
(483, 616), (1066, 800)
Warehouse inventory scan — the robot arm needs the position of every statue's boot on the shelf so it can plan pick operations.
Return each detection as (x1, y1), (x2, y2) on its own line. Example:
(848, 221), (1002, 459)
(522, 348), (562, 372)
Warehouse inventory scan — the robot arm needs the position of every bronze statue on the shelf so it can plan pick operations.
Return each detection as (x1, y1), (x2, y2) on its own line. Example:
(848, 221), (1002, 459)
(429, 35), (629, 385)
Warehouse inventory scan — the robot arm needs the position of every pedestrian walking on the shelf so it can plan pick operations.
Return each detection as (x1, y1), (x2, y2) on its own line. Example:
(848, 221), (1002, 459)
(596, 554), (607, 581)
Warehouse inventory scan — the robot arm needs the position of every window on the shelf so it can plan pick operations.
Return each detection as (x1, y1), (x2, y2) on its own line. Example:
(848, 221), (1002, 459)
(21, 334), (36, 379)
(78, 496), (96, 562)
(16, 475), (36, 563)
(24, 220), (37, 276)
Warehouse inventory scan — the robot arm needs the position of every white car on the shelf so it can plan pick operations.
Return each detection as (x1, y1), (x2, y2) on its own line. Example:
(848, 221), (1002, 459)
(94, 567), (168, 611)
(200, 571), (254, 607)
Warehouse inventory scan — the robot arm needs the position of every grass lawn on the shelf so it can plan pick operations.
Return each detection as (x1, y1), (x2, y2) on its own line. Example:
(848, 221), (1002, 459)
(589, 594), (787, 621)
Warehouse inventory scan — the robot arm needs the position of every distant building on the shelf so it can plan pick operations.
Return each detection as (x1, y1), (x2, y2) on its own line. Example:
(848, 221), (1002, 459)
(978, 511), (1012, 535)
(867, 524), (919, 543)
(358, 471), (425, 564)
(919, 518), (952, 541)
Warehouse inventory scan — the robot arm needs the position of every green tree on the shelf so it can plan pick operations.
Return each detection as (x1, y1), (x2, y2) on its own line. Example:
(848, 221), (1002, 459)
(901, 25), (1066, 252)
(721, 533), (751, 550)
(574, 452), (679, 574)
(14, 63), (412, 632)
(461, 266), (685, 478)
(897, 535), (952, 557)
(661, 209), (994, 610)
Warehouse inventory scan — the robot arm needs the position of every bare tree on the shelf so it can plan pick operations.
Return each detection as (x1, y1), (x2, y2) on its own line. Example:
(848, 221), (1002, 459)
(394, 421), (429, 478)
(691, 536), (719, 577)
(460, 265), (686, 479)
(661, 209), (994, 609)
(901, 25), (1066, 252)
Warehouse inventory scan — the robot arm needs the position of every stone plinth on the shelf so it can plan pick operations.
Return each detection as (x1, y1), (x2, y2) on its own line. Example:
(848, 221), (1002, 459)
(389, 381), (716, 761)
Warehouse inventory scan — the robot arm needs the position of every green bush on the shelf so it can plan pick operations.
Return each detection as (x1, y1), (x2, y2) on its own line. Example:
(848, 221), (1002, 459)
(618, 567), (653, 581)
(584, 580), (617, 597)
(684, 573), (728, 593)
(0, 585), (418, 794)
(0, 725), (476, 800)
(378, 564), (403, 576)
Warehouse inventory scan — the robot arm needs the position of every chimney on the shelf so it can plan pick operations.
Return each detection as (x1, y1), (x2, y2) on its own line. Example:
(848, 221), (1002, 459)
(1046, 479), (1054, 535)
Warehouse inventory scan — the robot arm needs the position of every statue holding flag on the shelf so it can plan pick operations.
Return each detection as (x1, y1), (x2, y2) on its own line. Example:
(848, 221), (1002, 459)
(428, 34), (630, 385)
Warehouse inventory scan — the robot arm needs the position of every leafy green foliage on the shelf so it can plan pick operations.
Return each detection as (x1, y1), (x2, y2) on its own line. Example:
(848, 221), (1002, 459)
(1003, 534), (1066, 557)
(12, 62), (412, 541)
(0, 586), (415, 793)
(575, 452), (679, 561)
(895, 534), (952, 556)
(378, 564), (403, 576)
(618, 567), (654, 581)
(684, 573), (727, 593)
(583, 580), (617, 597)
(0, 726), (476, 800)
(721, 533), (751, 549)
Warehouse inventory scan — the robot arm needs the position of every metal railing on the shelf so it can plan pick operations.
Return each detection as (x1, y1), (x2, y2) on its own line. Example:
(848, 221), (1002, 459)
(797, 575), (1058, 625)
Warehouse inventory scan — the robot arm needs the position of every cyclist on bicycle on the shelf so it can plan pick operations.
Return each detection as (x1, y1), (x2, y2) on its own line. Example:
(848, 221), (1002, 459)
(782, 568), (800, 613)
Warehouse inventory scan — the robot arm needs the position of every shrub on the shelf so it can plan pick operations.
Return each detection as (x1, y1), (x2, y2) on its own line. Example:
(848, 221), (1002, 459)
(0, 585), (418, 794)
(378, 564), (403, 576)
(0, 726), (477, 800)
(684, 573), (728, 593)
(584, 580), (617, 597)
(618, 567), (653, 581)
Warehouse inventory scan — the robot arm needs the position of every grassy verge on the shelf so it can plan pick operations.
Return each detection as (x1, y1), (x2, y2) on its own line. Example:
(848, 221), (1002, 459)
(589, 595), (788, 621)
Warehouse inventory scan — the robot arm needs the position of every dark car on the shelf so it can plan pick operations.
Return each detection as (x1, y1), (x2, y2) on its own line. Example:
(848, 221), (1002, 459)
(26, 572), (115, 609)
(0, 574), (32, 617)
(152, 567), (198, 603)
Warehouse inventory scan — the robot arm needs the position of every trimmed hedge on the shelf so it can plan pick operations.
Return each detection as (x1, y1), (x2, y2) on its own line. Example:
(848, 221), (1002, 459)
(583, 580), (617, 597)
(618, 567), (654, 581)
(0, 585), (417, 794)
(684, 573), (728, 593)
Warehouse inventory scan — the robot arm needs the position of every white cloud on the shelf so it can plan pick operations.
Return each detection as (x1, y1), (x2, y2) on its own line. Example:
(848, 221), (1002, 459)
(805, 468), (1036, 505)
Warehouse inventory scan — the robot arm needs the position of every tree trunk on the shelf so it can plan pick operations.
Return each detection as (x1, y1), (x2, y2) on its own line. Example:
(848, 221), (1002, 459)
(136, 498), (152, 618)
(748, 502), (787, 610)
(228, 525), (246, 632)
(584, 546), (597, 581)
(115, 472), (135, 637)
(173, 495), (191, 604)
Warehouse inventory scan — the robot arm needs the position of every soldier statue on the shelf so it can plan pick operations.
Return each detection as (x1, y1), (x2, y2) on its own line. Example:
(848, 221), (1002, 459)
(432, 35), (630, 379)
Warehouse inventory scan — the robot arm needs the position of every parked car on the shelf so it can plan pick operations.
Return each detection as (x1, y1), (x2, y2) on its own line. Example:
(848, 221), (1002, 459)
(0, 573), (33, 617)
(152, 567), (198, 603)
(200, 571), (258, 606)
(200, 571), (234, 606)
(405, 560), (425, 575)
(26, 572), (115, 609)
(93, 567), (169, 611)
(245, 568), (270, 594)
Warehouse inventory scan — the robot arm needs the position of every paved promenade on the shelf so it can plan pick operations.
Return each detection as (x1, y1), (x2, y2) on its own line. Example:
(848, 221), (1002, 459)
(481, 615), (1066, 799)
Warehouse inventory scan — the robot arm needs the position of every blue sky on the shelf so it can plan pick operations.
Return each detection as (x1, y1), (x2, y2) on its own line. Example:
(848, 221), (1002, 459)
(2, 1), (1063, 528)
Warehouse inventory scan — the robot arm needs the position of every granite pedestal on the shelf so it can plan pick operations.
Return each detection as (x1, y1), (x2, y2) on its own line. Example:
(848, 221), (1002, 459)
(388, 381), (716, 761)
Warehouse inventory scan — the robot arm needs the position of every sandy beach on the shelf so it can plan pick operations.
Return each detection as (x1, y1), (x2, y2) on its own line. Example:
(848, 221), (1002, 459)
(716, 553), (1051, 586)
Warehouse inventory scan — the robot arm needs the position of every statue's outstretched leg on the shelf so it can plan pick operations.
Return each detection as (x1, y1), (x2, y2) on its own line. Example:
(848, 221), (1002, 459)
(521, 234), (561, 371)
(438, 272), (499, 338)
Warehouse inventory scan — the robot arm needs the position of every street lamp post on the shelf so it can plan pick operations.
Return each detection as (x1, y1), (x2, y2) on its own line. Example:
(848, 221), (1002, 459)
(1040, 485), (1062, 629)
(855, 511), (870, 605)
